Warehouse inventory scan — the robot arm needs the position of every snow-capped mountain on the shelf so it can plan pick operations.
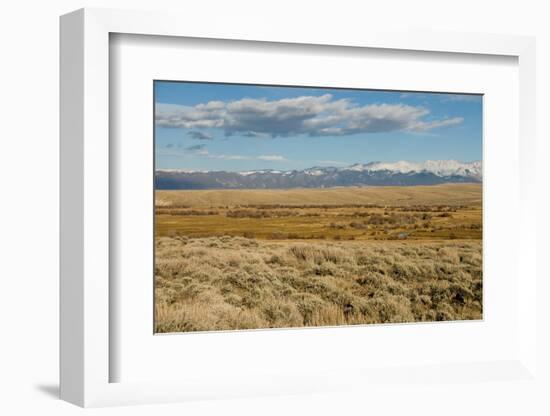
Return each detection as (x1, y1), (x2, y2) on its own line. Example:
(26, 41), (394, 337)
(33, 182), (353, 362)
(156, 160), (482, 190)
(346, 160), (482, 180)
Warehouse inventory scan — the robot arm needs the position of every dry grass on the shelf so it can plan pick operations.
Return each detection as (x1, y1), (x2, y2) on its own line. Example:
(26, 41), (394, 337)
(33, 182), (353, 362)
(156, 183), (482, 208)
(155, 204), (481, 241)
(155, 236), (482, 332)
(154, 185), (482, 333)
(155, 184), (482, 242)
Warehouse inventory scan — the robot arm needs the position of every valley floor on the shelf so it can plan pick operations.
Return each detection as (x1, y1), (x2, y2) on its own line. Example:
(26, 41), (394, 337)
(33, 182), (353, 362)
(154, 184), (482, 332)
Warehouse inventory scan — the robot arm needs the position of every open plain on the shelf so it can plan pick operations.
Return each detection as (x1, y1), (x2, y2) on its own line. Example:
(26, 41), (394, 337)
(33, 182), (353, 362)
(155, 183), (482, 332)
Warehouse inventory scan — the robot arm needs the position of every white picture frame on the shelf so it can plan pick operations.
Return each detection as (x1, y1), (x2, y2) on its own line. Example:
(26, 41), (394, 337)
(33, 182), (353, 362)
(60, 7), (538, 408)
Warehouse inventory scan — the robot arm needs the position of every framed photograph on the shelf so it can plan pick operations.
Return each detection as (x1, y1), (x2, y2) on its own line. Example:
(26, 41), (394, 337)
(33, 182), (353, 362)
(60, 8), (538, 407)
(153, 81), (484, 334)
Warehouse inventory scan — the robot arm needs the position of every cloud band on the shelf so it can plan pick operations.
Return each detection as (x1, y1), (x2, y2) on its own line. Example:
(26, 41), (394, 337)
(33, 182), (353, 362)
(156, 94), (463, 138)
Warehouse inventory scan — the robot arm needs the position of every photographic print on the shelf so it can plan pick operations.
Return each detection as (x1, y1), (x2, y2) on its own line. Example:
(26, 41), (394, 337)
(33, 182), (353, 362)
(154, 81), (482, 333)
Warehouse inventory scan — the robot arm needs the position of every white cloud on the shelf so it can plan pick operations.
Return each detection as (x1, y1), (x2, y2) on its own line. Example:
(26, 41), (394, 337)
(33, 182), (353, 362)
(158, 141), (290, 163)
(211, 154), (248, 160)
(257, 155), (288, 162)
(156, 94), (463, 138)
(408, 117), (464, 131)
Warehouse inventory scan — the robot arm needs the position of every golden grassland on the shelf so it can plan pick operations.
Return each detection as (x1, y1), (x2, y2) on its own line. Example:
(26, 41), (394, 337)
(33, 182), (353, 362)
(156, 183), (482, 208)
(154, 184), (482, 332)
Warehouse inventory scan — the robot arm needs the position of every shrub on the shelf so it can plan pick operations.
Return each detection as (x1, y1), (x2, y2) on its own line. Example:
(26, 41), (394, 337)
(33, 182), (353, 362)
(155, 236), (482, 332)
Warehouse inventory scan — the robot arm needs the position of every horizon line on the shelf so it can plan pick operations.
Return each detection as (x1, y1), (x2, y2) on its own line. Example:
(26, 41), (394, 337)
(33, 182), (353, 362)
(155, 159), (482, 173)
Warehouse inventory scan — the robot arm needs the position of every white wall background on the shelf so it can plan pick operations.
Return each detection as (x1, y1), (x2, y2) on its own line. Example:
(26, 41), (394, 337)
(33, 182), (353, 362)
(0, 1), (548, 414)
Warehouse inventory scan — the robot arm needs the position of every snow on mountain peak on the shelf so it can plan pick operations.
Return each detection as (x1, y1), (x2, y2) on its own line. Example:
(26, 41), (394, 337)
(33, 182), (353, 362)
(358, 160), (481, 179)
(157, 160), (481, 181)
(156, 160), (482, 189)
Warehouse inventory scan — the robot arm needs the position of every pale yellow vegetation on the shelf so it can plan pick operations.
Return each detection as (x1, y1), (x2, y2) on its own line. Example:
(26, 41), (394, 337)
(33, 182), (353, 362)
(155, 236), (482, 332)
(156, 183), (482, 208)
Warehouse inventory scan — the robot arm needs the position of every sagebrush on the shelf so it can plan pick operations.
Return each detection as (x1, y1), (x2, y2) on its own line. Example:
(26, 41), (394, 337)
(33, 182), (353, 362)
(155, 236), (482, 332)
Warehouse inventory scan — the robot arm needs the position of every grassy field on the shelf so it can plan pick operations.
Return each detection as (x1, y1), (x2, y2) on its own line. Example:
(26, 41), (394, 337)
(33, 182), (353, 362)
(156, 183), (482, 208)
(155, 184), (482, 332)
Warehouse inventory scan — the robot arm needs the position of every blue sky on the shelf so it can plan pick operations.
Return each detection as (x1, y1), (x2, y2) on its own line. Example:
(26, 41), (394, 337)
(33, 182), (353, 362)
(155, 81), (482, 171)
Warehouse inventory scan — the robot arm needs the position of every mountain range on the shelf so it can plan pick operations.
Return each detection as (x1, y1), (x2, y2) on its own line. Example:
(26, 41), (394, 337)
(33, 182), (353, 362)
(155, 160), (482, 190)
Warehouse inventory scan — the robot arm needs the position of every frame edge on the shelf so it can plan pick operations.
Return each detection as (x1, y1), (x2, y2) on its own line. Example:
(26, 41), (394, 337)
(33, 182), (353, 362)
(59, 8), (85, 407)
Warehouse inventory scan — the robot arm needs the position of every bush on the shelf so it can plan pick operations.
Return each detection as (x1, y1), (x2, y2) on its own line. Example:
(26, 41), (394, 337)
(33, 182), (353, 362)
(155, 236), (482, 332)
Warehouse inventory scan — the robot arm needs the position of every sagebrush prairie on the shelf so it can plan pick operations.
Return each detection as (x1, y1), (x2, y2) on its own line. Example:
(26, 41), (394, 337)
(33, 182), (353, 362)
(154, 184), (482, 332)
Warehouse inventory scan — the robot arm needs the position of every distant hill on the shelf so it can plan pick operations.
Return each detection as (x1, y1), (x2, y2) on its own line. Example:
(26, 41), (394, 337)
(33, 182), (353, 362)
(155, 160), (482, 190)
